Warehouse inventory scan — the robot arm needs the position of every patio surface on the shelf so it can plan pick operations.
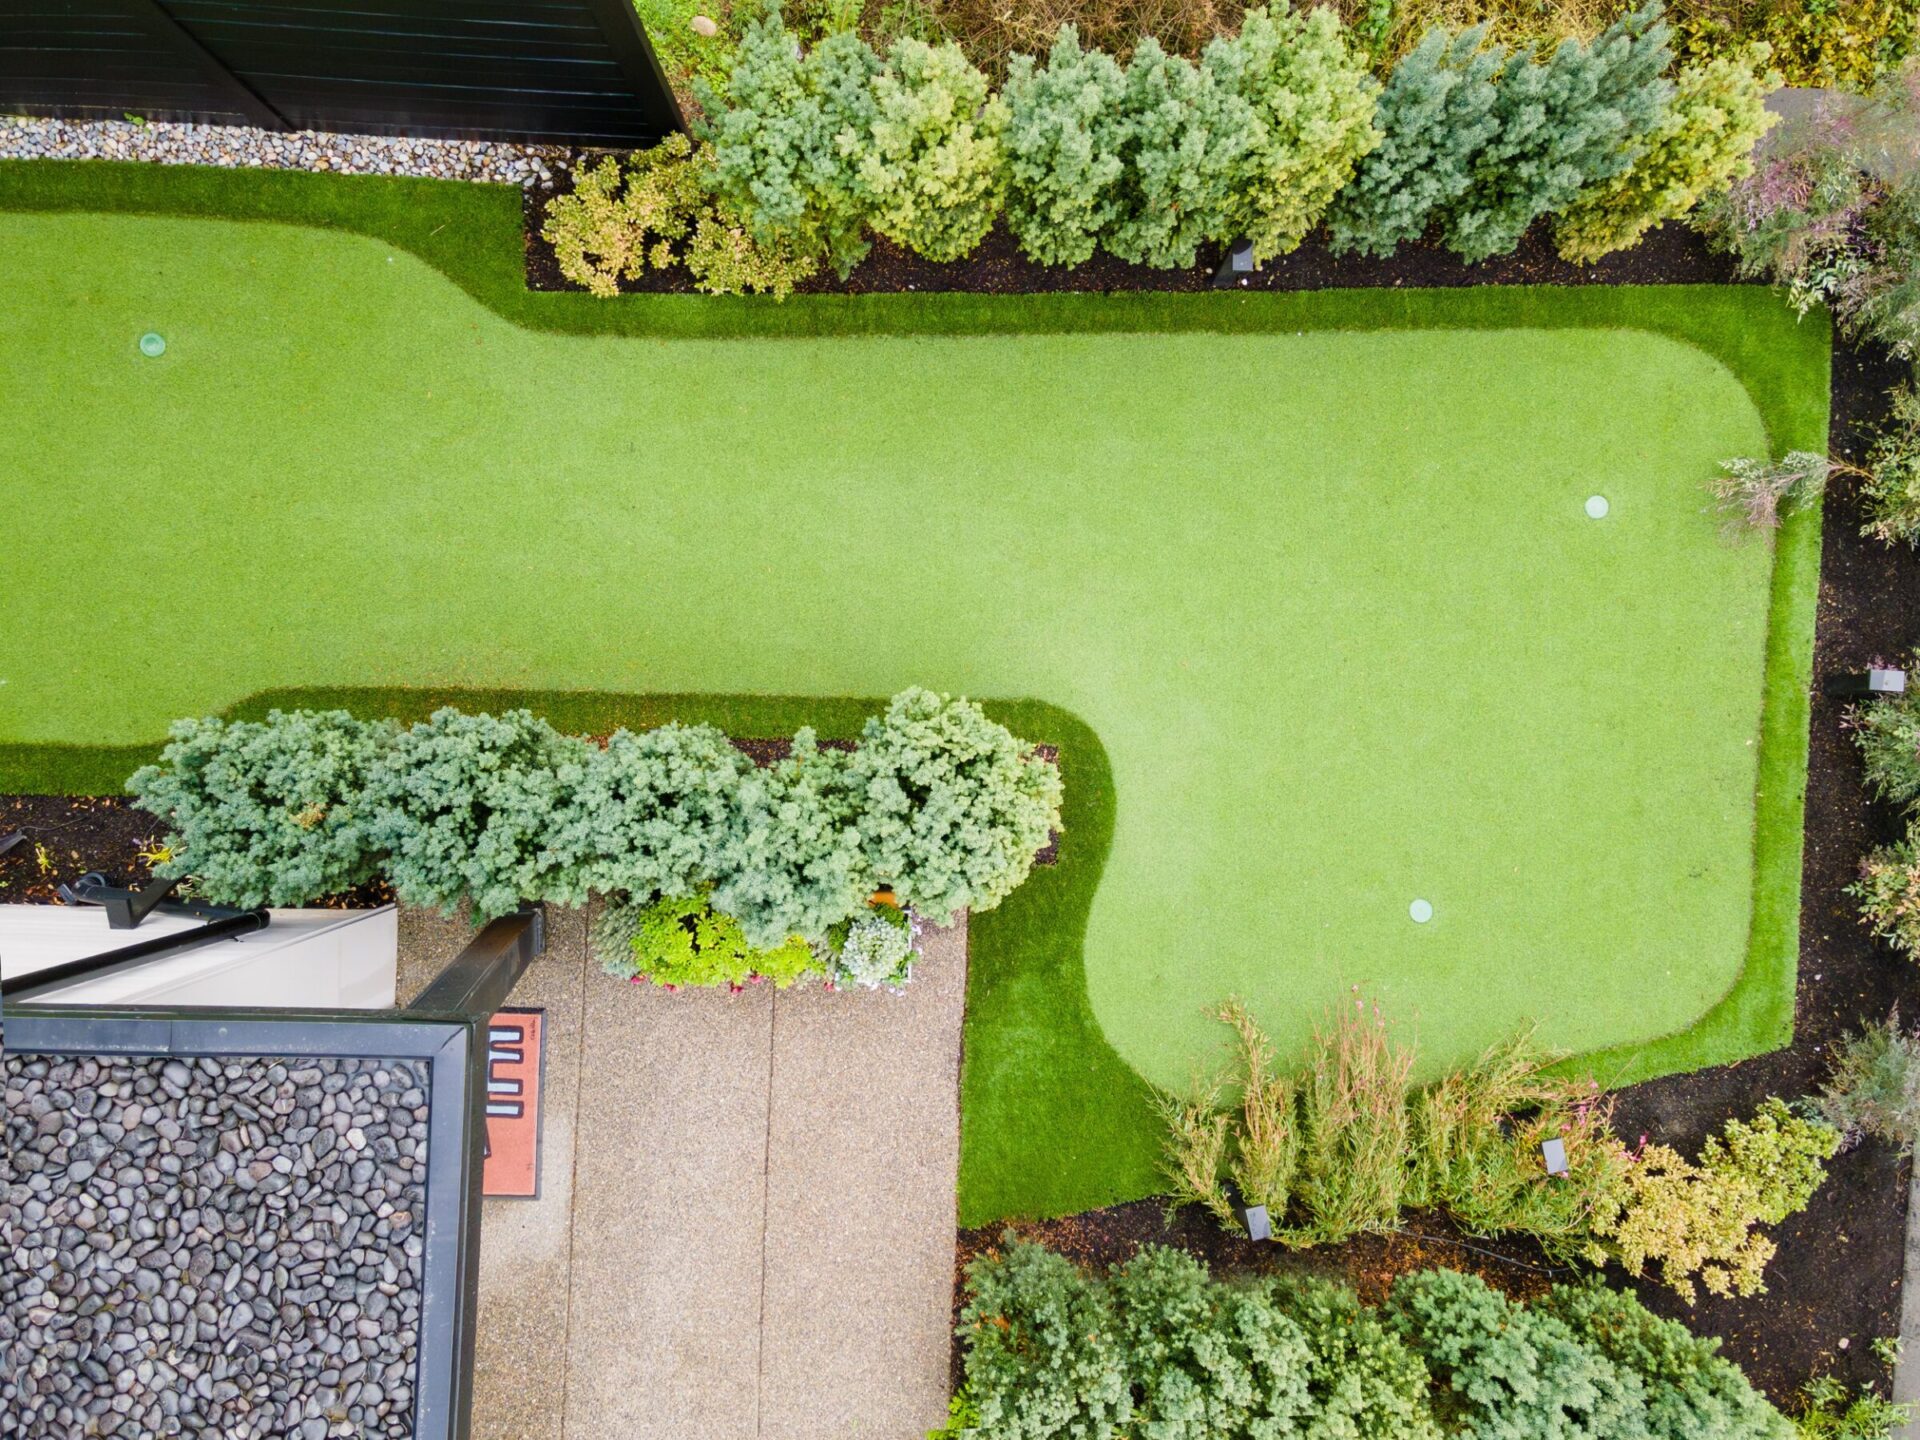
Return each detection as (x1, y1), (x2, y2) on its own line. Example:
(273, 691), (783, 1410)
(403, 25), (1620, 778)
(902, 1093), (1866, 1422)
(397, 904), (965, 1440)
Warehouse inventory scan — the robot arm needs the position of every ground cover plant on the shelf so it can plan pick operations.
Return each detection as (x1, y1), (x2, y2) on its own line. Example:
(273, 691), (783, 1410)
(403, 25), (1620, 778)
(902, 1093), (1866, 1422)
(0, 160), (1828, 1225)
(946, 1237), (1797, 1438)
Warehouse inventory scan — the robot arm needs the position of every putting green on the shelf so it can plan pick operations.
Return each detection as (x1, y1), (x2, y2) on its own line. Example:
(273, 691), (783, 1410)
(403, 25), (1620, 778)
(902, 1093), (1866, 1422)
(1, 210), (1783, 1101)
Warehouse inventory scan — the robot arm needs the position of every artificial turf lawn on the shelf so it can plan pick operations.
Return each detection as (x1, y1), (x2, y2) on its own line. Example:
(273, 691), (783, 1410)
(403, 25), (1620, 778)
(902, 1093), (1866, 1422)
(0, 163), (1829, 1222)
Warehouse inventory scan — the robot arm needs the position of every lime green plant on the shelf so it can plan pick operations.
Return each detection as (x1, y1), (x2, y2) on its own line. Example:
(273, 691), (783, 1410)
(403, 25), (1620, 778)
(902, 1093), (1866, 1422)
(596, 890), (819, 986)
(859, 38), (1008, 260)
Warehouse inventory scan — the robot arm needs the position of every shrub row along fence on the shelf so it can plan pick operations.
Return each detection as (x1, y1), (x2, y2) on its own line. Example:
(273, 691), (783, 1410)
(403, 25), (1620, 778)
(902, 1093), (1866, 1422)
(1, 0), (683, 145)
(128, 688), (1062, 992)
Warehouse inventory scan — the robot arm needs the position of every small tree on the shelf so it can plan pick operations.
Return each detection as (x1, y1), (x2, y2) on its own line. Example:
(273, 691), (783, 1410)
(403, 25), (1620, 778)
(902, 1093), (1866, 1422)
(1202, 5), (1381, 261)
(1105, 39), (1245, 269)
(856, 38), (1008, 261)
(695, 17), (880, 277)
(1002, 26), (1129, 267)
(1326, 25), (1505, 258)
(1555, 47), (1778, 264)
(1445, 3), (1674, 263)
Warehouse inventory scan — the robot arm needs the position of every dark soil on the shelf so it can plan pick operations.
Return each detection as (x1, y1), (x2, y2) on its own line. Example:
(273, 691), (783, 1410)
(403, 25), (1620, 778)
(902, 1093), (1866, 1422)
(523, 172), (1746, 296)
(0, 794), (394, 910)
(955, 343), (1920, 1406)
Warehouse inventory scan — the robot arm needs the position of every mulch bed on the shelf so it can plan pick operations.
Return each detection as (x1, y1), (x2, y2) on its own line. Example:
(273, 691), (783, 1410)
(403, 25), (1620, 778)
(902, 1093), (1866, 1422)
(522, 170), (1747, 296)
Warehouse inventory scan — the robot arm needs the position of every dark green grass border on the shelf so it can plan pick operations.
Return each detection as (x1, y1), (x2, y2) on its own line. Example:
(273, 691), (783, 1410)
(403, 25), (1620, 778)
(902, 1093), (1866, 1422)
(0, 159), (1829, 1221)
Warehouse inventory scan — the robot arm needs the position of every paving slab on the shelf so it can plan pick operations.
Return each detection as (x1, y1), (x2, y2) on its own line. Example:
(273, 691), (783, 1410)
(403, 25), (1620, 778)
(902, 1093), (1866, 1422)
(563, 964), (775, 1440)
(760, 918), (967, 1440)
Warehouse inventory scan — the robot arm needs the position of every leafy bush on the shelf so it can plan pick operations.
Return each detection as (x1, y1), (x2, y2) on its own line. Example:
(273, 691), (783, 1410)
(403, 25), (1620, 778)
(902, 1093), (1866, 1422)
(1201, 5), (1381, 261)
(1851, 689), (1920, 809)
(1269, 1275), (1443, 1440)
(1554, 47), (1778, 263)
(361, 708), (594, 922)
(1850, 833), (1920, 959)
(1104, 39), (1243, 268)
(1001, 26), (1129, 266)
(1587, 1099), (1838, 1303)
(595, 890), (818, 987)
(845, 688), (1061, 923)
(1816, 1011), (1920, 1152)
(1444, 4), (1674, 263)
(1326, 25), (1504, 258)
(1709, 451), (1833, 532)
(817, 901), (919, 988)
(1794, 1373), (1913, 1440)
(955, 1238), (1131, 1439)
(1761, 0), (1920, 92)
(1862, 385), (1920, 548)
(540, 136), (706, 298)
(926, 0), (1230, 80)
(128, 709), (395, 908)
(1155, 1076), (1238, 1226)
(1387, 1267), (1649, 1440)
(1406, 1031), (1631, 1263)
(1110, 1245), (1317, 1435)
(1217, 998), (1300, 1218)
(1696, 73), (1920, 358)
(707, 728), (870, 946)
(858, 38), (1008, 260)
(1533, 1279), (1795, 1440)
(695, 17), (881, 277)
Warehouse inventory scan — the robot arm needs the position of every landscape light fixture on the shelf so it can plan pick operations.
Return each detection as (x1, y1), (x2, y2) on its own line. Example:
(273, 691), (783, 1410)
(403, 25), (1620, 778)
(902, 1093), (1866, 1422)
(1409, 898), (1433, 924)
(1241, 1203), (1272, 1242)
(139, 332), (166, 358)
(1824, 667), (1907, 698)
(1585, 495), (1609, 519)
(1540, 1137), (1571, 1178)
(1211, 239), (1258, 289)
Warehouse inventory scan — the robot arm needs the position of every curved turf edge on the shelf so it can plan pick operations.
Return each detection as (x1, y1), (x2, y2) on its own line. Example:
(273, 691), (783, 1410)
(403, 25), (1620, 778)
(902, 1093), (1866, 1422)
(0, 158), (1828, 1220)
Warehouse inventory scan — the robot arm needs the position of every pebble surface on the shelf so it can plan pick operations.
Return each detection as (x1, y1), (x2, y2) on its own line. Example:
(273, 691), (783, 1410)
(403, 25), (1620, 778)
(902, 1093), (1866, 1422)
(0, 116), (565, 188)
(2, 1053), (431, 1438)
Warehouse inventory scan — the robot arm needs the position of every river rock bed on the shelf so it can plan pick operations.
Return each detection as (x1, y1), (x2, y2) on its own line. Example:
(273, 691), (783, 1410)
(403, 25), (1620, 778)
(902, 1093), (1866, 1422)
(0, 116), (565, 188)
(1, 1052), (429, 1439)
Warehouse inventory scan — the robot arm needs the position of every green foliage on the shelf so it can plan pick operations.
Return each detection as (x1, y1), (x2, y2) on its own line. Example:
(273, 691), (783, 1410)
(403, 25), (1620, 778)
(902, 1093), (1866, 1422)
(1852, 689), (1920, 809)
(1445, 4), (1674, 263)
(1268, 1275), (1443, 1440)
(1001, 26), (1129, 267)
(859, 38), (1008, 260)
(1794, 1373), (1912, 1440)
(1405, 1032), (1631, 1264)
(683, 208), (824, 295)
(1849, 832), (1920, 960)
(1762, 0), (1920, 92)
(1816, 1011), (1920, 1153)
(1862, 385), (1920, 548)
(955, 1238), (1131, 1439)
(695, 16), (881, 277)
(1327, 25), (1504, 258)
(541, 136), (707, 298)
(820, 902), (918, 987)
(1155, 1079), (1238, 1226)
(847, 687), (1062, 923)
(1554, 47), (1778, 264)
(1104, 39), (1243, 268)
(1201, 5), (1381, 261)
(1386, 1268), (1648, 1440)
(1217, 998), (1300, 1217)
(596, 890), (819, 986)
(362, 707), (593, 921)
(1536, 1279), (1794, 1440)
(127, 709), (394, 908)
(1707, 1097), (1841, 1225)
(545, 722), (749, 905)
(708, 729), (870, 946)
(1109, 1246), (1317, 1436)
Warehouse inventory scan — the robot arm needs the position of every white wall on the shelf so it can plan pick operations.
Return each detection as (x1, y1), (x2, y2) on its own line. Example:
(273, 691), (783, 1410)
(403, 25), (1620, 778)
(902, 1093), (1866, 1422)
(0, 905), (399, 1008)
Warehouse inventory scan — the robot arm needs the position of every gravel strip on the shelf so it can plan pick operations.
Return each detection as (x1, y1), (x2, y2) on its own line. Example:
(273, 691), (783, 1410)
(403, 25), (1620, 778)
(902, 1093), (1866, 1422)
(2, 1053), (429, 1439)
(0, 116), (565, 188)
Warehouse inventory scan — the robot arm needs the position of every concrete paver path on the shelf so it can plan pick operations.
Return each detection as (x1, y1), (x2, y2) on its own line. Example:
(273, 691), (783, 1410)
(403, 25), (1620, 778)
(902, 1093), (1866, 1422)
(398, 906), (965, 1440)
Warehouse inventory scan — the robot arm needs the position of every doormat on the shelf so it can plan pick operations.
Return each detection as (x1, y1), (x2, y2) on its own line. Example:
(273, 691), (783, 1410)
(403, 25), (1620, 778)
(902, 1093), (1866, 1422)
(482, 1008), (545, 1199)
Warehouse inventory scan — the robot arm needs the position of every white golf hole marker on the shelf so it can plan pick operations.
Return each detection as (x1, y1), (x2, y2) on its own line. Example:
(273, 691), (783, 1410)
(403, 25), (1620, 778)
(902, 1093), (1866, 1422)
(1409, 898), (1434, 924)
(138, 332), (166, 358)
(1585, 495), (1610, 519)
